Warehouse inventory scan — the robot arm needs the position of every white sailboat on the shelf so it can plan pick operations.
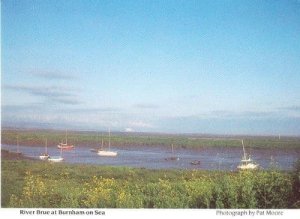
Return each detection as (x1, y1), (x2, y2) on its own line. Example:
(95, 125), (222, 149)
(165, 144), (179, 161)
(97, 129), (117, 157)
(237, 140), (259, 170)
(90, 133), (104, 153)
(39, 138), (50, 160)
(48, 148), (64, 162)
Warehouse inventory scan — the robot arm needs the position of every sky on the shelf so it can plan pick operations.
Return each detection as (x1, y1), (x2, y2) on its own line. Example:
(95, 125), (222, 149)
(2, 0), (300, 135)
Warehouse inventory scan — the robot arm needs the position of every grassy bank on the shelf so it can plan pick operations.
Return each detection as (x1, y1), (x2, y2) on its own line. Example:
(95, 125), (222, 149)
(2, 156), (300, 208)
(2, 129), (300, 148)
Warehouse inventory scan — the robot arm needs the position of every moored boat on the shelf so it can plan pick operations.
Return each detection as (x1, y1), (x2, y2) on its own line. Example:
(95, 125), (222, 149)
(57, 143), (74, 150)
(48, 156), (64, 162)
(97, 150), (118, 157)
(39, 138), (50, 160)
(57, 130), (74, 150)
(165, 144), (179, 161)
(48, 148), (64, 162)
(97, 128), (118, 157)
(237, 140), (259, 170)
(190, 160), (201, 165)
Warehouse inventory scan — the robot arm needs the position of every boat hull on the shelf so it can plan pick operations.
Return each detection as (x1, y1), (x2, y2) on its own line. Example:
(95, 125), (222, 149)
(57, 145), (74, 150)
(97, 150), (117, 157)
(165, 157), (179, 161)
(190, 160), (201, 165)
(48, 157), (64, 162)
(39, 155), (49, 160)
(237, 163), (259, 170)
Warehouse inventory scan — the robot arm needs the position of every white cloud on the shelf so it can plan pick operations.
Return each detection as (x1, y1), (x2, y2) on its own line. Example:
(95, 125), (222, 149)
(125, 128), (134, 132)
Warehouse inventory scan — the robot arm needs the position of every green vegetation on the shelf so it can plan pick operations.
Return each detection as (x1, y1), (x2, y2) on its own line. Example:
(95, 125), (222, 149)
(2, 129), (300, 148)
(2, 158), (300, 208)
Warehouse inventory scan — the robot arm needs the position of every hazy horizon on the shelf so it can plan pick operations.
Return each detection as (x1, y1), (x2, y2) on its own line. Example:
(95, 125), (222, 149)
(2, 0), (300, 135)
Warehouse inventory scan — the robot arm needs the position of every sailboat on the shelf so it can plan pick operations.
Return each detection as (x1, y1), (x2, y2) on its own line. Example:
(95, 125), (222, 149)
(237, 140), (259, 170)
(48, 148), (64, 162)
(90, 133), (104, 153)
(97, 129), (117, 157)
(165, 144), (179, 161)
(57, 130), (74, 150)
(39, 138), (50, 160)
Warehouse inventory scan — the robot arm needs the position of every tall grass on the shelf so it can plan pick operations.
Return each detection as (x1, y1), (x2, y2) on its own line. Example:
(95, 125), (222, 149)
(2, 159), (299, 208)
(2, 129), (300, 148)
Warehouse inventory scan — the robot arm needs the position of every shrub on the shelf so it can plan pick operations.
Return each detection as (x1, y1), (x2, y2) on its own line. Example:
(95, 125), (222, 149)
(9, 171), (49, 207)
(185, 179), (214, 208)
(4, 160), (298, 209)
(143, 179), (189, 208)
(254, 171), (293, 208)
(81, 176), (118, 208)
(115, 183), (144, 208)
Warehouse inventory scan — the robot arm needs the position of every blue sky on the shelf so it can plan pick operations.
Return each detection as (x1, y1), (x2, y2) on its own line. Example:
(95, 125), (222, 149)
(2, 0), (300, 135)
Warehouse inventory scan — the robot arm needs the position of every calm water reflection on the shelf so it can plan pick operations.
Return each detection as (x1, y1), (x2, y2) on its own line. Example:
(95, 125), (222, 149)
(2, 144), (299, 170)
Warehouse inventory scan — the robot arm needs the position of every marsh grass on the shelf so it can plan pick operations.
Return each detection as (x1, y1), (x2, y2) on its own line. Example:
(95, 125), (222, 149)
(2, 159), (299, 208)
(2, 129), (300, 148)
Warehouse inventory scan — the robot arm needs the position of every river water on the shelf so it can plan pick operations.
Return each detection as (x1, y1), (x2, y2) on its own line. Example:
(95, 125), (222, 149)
(2, 144), (299, 171)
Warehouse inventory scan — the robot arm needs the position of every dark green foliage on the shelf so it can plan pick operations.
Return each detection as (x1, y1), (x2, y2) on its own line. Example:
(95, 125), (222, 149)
(253, 171), (293, 208)
(291, 159), (300, 208)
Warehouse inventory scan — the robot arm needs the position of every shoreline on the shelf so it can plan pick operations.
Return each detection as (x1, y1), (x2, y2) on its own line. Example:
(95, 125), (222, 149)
(2, 129), (300, 149)
(1, 149), (36, 161)
(2, 154), (299, 208)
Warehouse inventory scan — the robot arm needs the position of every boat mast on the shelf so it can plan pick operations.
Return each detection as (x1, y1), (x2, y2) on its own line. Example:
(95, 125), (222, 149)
(65, 129), (68, 145)
(45, 138), (48, 154)
(171, 144), (174, 154)
(96, 132), (99, 148)
(242, 139), (247, 159)
(108, 128), (111, 151)
(98, 132), (104, 150)
(17, 135), (19, 153)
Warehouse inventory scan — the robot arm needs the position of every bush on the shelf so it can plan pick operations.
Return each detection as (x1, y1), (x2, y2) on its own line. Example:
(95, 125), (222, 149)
(254, 171), (293, 208)
(185, 179), (214, 208)
(81, 176), (118, 208)
(4, 160), (298, 208)
(291, 159), (300, 208)
(143, 179), (189, 208)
